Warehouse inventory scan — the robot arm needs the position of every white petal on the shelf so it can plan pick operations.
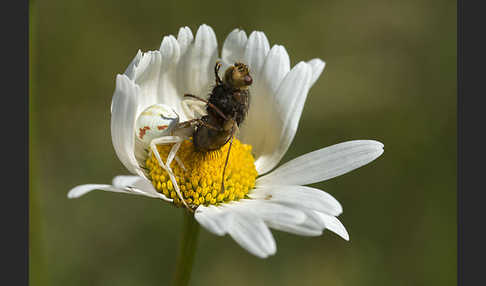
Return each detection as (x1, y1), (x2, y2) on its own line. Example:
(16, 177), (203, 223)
(267, 209), (347, 239)
(157, 35), (183, 113)
(235, 199), (306, 226)
(112, 175), (140, 188)
(264, 206), (325, 237)
(132, 51), (162, 114)
(314, 212), (349, 241)
(160, 35), (181, 70)
(241, 32), (270, 136)
(194, 197), (345, 255)
(68, 184), (125, 198)
(307, 58), (326, 87)
(111, 74), (144, 177)
(259, 45), (291, 95)
(176, 24), (218, 98)
(288, 210), (326, 236)
(123, 49), (142, 81)
(111, 50), (142, 114)
(176, 26), (194, 56)
(244, 199), (325, 236)
(257, 140), (384, 186)
(226, 208), (276, 258)
(250, 185), (342, 216)
(222, 29), (248, 64)
(194, 205), (229, 236)
(195, 201), (277, 258)
(195, 200), (304, 238)
(67, 182), (171, 201)
(238, 45), (291, 164)
(112, 175), (171, 201)
(243, 31), (270, 79)
(267, 215), (323, 236)
(253, 62), (313, 175)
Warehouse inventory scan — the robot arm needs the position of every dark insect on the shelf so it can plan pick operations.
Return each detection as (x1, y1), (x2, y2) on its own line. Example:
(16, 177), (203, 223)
(177, 61), (253, 193)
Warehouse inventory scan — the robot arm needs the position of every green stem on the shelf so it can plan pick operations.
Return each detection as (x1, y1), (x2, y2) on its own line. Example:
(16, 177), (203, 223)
(172, 210), (200, 286)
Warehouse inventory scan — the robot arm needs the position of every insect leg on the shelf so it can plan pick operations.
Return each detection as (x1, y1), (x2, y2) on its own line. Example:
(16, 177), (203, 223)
(150, 137), (191, 210)
(220, 121), (237, 193)
(176, 118), (223, 131)
(214, 61), (223, 85)
(183, 94), (229, 120)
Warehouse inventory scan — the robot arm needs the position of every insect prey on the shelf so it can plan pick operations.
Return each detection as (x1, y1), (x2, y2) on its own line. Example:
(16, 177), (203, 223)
(177, 61), (253, 194)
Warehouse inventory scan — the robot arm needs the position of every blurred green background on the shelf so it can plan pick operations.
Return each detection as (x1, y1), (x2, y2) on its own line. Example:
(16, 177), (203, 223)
(29, 0), (456, 285)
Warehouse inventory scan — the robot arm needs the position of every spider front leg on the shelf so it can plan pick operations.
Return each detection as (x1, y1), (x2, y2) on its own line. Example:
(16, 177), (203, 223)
(149, 136), (190, 210)
(176, 118), (223, 132)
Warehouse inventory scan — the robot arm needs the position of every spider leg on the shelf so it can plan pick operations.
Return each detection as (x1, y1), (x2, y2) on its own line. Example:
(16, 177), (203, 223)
(150, 136), (191, 210)
(166, 135), (189, 171)
(176, 118), (223, 132)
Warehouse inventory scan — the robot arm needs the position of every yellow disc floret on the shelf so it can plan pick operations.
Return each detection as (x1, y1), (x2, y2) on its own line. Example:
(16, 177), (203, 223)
(145, 139), (257, 208)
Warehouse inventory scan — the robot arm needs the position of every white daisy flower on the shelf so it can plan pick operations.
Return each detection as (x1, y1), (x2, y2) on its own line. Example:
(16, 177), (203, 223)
(68, 24), (384, 258)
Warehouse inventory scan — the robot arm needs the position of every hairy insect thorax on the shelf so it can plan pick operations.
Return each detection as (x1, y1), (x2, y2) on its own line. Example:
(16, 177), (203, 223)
(208, 84), (250, 126)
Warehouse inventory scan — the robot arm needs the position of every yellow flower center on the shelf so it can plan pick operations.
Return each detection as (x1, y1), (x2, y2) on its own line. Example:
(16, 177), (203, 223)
(145, 139), (258, 208)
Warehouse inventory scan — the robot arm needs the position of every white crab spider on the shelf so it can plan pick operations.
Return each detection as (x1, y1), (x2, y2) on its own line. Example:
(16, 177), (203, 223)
(135, 104), (191, 209)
